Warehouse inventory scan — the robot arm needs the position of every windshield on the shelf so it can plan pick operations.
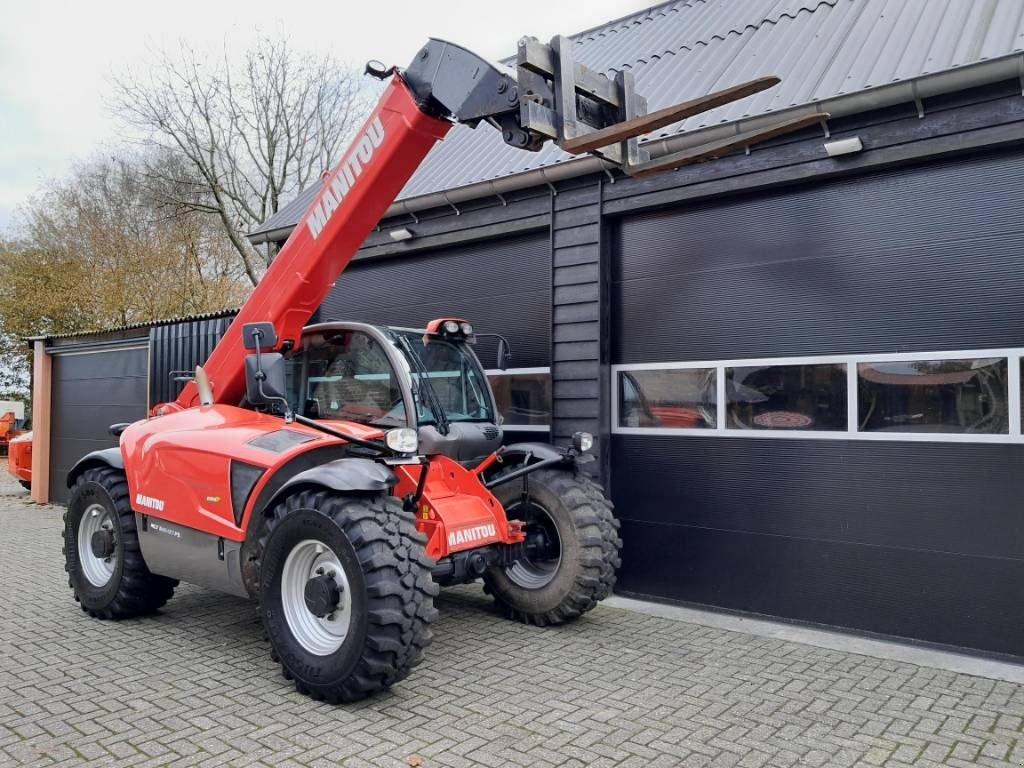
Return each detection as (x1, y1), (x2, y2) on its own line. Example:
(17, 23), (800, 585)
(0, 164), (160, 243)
(391, 330), (494, 426)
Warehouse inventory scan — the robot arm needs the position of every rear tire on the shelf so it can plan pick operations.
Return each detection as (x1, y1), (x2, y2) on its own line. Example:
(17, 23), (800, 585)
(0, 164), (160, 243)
(19, 480), (30, 491)
(483, 467), (622, 625)
(63, 467), (177, 619)
(259, 491), (438, 703)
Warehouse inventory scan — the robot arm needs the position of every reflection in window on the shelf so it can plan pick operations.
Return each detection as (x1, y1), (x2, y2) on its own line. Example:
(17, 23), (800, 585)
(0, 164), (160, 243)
(488, 371), (551, 427)
(618, 369), (716, 429)
(858, 358), (1008, 434)
(727, 363), (847, 430)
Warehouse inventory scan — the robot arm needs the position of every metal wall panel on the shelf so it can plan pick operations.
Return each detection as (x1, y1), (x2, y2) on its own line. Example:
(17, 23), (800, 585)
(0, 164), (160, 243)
(610, 146), (1024, 656)
(317, 233), (551, 369)
(149, 314), (237, 406)
(614, 148), (1024, 362)
(49, 344), (148, 504)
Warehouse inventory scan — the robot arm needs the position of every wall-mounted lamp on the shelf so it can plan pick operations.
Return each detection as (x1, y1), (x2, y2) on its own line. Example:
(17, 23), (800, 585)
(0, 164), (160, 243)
(823, 136), (864, 157)
(389, 227), (415, 242)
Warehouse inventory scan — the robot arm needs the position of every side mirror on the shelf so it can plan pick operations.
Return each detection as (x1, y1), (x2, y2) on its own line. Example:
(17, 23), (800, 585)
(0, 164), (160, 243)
(496, 337), (512, 371)
(242, 322), (279, 351)
(246, 352), (288, 407)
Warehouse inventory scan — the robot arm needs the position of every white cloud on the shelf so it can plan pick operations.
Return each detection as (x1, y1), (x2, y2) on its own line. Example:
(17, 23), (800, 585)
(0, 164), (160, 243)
(0, 0), (650, 232)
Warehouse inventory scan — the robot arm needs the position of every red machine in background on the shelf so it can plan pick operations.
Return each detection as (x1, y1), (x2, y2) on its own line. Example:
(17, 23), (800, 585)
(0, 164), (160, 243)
(62, 34), (814, 703)
(7, 431), (31, 490)
(0, 410), (23, 454)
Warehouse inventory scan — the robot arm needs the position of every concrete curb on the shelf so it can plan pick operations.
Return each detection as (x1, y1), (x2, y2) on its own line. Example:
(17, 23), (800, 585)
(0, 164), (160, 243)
(605, 595), (1024, 684)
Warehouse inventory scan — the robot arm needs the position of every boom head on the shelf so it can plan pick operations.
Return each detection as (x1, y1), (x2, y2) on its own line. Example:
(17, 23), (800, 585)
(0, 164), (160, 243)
(400, 36), (826, 176)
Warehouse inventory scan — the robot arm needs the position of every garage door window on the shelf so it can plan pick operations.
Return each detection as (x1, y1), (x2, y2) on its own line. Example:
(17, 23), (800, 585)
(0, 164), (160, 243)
(858, 358), (1008, 435)
(488, 368), (551, 429)
(727, 363), (846, 431)
(617, 368), (716, 429)
(614, 348), (1022, 443)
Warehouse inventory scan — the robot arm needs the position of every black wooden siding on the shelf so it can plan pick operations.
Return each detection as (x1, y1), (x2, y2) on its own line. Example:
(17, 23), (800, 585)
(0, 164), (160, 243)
(550, 182), (606, 465)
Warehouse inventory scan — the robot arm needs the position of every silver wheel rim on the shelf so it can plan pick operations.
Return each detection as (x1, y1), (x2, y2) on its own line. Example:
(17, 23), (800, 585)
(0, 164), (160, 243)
(281, 539), (352, 655)
(506, 503), (562, 589)
(78, 503), (116, 587)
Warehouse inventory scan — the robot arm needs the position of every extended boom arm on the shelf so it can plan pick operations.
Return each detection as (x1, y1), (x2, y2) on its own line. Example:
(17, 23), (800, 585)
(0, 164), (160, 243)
(170, 37), (822, 410)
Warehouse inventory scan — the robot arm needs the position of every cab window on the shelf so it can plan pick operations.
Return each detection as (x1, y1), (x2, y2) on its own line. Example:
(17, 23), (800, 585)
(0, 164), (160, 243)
(286, 331), (406, 427)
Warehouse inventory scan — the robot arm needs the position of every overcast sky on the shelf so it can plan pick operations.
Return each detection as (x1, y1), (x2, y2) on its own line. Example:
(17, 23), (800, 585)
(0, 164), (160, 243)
(0, 0), (649, 234)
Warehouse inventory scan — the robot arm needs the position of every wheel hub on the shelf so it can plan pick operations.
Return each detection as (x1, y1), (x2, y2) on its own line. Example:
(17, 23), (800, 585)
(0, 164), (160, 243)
(280, 540), (353, 655)
(77, 503), (117, 587)
(90, 528), (115, 559)
(506, 501), (562, 589)
(304, 571), (342, 618)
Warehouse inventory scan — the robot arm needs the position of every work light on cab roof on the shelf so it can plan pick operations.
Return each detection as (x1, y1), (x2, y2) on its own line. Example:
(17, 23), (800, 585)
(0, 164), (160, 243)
(425, 317), (474, 340)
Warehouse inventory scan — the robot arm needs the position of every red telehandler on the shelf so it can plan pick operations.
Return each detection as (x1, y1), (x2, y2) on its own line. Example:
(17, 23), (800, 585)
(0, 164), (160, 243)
(62, 35), (820, 702)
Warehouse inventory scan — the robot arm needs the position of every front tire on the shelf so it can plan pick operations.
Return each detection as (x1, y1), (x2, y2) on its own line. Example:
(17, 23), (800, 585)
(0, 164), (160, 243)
(483, 468), (622, 625)
(63, 467), (177, 619)
(259, 491), (438, 703)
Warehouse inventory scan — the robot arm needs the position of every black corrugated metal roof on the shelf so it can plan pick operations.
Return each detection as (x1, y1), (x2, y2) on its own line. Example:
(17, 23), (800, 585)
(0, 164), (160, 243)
(33, 308), (239, 344)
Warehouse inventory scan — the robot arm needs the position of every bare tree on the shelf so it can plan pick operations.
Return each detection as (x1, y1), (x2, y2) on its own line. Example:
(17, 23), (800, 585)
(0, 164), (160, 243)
(113, 37), (368, 286)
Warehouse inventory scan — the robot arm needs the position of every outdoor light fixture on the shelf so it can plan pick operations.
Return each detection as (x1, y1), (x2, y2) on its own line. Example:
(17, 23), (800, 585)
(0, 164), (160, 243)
(389, 227), (415, 242)
(572, 431), (594, 453)
(823, 136), (864, 157)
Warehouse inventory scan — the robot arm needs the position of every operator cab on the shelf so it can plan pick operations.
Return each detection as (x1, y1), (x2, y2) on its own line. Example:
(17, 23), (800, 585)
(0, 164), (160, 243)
(282, 319), (503, 461)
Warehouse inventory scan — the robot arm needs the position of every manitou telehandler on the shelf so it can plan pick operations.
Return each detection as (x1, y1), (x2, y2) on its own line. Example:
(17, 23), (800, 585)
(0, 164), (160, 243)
(62, 34), (821, 702)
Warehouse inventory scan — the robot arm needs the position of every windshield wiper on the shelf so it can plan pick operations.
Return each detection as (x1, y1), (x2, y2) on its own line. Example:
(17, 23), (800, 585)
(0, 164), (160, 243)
(396, 335), (451, 435)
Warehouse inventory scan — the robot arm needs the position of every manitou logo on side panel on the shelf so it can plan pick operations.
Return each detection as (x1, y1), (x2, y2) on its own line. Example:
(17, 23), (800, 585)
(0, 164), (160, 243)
(447, 523), (497, 548)
(305, 115), (386, 239)
(135, 493), (165, 512)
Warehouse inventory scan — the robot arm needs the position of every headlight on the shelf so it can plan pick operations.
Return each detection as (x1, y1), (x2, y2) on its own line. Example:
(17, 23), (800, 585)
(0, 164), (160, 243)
(459, 322), (474, 336)
(385, 427), (419, 453)
(443, 320), (460, 334)
(572, 431), (594, 452)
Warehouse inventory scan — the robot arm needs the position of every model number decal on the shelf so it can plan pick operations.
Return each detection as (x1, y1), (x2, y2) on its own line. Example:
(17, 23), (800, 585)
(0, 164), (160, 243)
(305, 115), (386, 240)
(149, 521), (180, 539)
(447, 523), (497, 548)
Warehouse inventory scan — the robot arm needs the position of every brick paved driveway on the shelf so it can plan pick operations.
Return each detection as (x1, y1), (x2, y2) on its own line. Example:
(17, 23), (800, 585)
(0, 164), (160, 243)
(2, 474), (1024, 768)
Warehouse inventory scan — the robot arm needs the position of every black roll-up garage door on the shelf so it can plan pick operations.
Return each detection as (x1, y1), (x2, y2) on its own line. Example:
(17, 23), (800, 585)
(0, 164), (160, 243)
(318, 232), (550, 369)
(49, 342), (149, 504)
(611, 147), (1024, 656)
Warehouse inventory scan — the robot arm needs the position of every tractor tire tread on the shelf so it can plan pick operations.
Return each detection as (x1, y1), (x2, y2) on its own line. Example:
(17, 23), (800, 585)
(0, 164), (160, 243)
(64, 467), (177, 619)
(483, 467), (621, 626)
(259, 491), (438, 703)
